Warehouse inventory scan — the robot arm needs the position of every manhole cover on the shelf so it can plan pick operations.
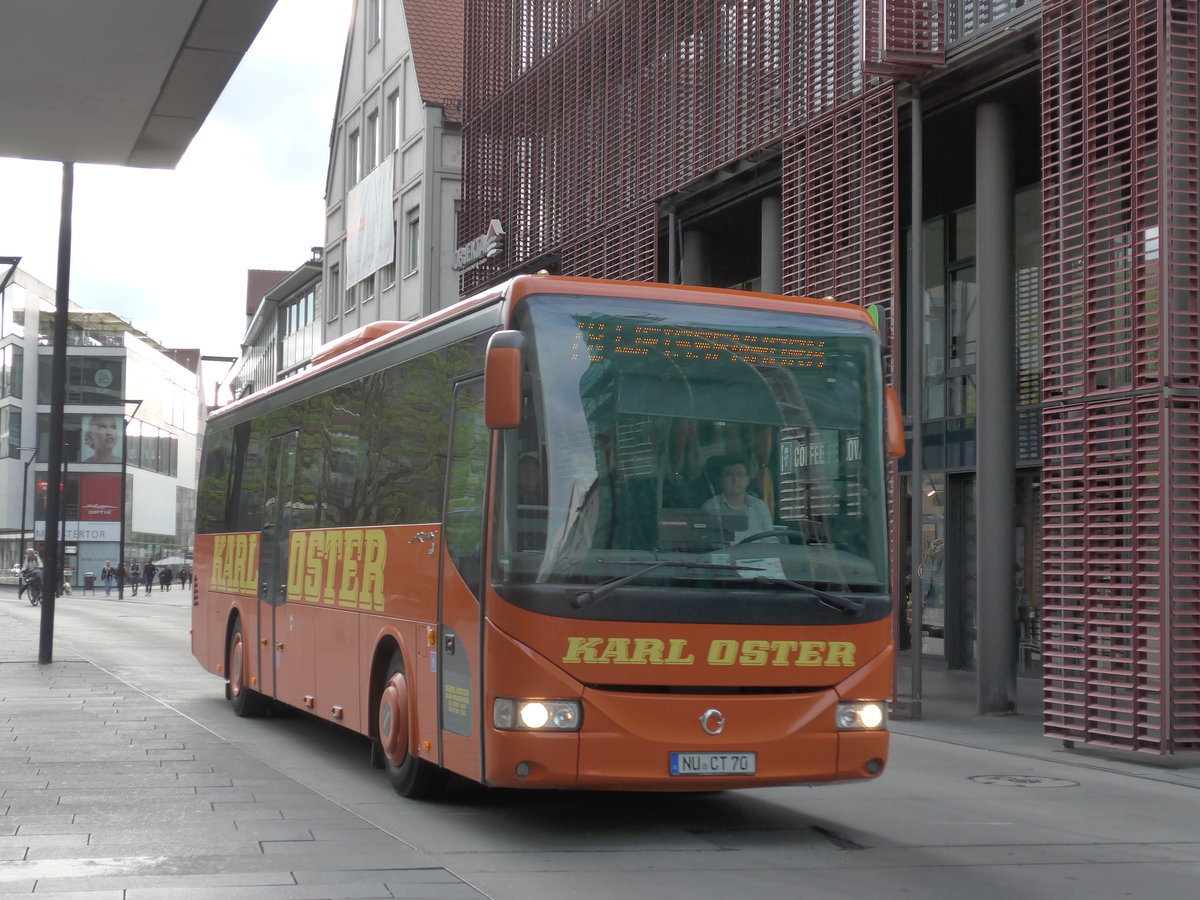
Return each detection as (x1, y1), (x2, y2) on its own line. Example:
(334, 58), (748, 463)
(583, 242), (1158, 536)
(969, 775), (1079, 788)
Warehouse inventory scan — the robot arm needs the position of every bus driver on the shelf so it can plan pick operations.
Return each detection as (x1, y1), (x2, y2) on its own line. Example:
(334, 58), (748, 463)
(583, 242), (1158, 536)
(701, 456), (775, 543)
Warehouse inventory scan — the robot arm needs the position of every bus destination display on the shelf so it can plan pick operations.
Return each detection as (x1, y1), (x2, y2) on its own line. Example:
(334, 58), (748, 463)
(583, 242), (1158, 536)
(571, 319), (828, 369)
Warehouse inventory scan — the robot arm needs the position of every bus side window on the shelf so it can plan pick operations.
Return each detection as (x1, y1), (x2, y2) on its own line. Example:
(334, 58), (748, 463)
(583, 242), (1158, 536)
(231, 420), (268, 532)
(445, 378), (488, 599)
(196, 430), (233, 533)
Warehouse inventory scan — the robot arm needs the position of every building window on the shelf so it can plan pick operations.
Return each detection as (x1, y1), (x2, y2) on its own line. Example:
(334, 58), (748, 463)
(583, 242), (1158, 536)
(406, 214), (420, 275)
(365, 110), (379, 172)
(327, 265), (340, 321)
(37, 356), (123, 405)
(367, 0), (382, 46)
(363, 273), (376, 305)
(381, 224), (397, 288)
(348, 129), (361, 185)
(0, 344), (22, 398)
(387, 90), (401, 152)
(1, 406), (20, 458)
(280, 288), (318, 374)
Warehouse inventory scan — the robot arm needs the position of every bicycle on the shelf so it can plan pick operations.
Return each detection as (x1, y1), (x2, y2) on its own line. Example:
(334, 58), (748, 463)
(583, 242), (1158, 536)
(22, 572), (41, 606)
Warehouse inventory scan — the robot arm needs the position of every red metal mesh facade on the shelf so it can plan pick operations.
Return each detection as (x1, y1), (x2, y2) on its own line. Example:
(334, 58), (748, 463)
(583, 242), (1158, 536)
(1042, 0), (1200, 752)
(461, 0), (898, 329)
(782, 88), (897, 326)
(862, 0), (946, 76)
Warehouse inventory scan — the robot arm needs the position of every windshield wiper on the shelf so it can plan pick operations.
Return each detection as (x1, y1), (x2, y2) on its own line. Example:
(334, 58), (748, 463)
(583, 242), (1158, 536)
(749, 577), (865, 616)
(572, 560), (758, 609)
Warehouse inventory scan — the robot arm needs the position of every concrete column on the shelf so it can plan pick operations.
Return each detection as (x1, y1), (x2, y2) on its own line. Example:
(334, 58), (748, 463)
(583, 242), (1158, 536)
(760, 195), (782, 294)
(975, 102), (1017, 715)
(680, 229), (708, 285)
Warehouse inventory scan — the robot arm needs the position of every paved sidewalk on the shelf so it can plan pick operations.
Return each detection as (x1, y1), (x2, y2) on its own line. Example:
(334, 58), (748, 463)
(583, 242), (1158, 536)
(891, 658), (1200, 787)
(4, 597), (1198, 898)
(0, 606), (477, 900)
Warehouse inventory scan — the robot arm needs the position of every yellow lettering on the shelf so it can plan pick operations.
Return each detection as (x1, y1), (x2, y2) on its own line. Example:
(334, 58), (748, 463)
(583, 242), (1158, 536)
(707, 639), (739, 666)
(338, 530), (363, 608)
(598, 638), (631, 664)
(739, 640), (769, 666)
(303, 531), (324, 602)
(630, 638), (665, 664)
(212, 536), (227, 587)
(664, 639), (695, 665)
(563, 637), (604, 663)
(796, 641), (826, 666)
(560, 636), (862, 668)
(322, 531), (344, 599)
(245, 534), (259, 590)
(232, 535), (248, 591)
(770, 640), (799, 665)
(360, 530), (387, 611)
(286, 532), (306, 602)
(826, 641), (856, 667)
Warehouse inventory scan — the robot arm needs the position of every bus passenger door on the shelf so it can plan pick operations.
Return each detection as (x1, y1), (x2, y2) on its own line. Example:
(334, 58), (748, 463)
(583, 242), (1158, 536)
(259, 430), (305, 703)
(438, 378), (489, 780)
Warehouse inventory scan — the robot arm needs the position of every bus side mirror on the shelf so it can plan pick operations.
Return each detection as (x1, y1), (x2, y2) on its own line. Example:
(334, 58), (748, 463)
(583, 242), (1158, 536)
(885, 386), (905, 458)
(485, 330), (526, 429)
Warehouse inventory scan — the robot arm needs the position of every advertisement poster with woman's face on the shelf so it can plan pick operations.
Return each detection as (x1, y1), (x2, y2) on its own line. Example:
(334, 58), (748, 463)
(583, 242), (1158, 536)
(81, 414), (122, 464)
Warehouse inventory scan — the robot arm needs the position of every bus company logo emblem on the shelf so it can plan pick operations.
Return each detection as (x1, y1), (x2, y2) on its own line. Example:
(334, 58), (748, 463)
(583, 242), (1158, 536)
(700, 708), (725, 735)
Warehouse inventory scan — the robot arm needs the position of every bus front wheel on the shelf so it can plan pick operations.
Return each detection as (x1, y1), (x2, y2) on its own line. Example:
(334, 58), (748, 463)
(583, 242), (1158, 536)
(227, 616), (271, 718)
(377, 650), (445, 799)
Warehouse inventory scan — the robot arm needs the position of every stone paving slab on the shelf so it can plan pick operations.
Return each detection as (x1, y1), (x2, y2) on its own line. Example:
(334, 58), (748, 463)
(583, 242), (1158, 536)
(0, 607), (478, 899)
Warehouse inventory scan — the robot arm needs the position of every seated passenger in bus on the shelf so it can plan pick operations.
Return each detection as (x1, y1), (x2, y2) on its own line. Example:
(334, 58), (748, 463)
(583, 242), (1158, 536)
(701, 456), (776, 543)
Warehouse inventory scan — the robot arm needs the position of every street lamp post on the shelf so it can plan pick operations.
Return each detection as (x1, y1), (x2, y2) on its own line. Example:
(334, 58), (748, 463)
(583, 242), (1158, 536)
(17, 446), (37, 567)
(59, 444), (68, 596)
(117, 400), (141, 600)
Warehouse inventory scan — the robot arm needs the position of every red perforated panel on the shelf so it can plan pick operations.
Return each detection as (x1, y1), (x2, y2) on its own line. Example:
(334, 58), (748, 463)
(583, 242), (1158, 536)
(1042, 0), (1200, 752)
(461, 0), (895, 320)
(783, 88), (897, 328)
(862, 0), (946, 76)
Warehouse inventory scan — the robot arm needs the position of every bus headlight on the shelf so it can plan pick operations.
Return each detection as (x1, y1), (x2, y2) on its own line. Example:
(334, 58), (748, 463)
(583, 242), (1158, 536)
(493, 698), (582, 732)
(836, 701), (886, 730)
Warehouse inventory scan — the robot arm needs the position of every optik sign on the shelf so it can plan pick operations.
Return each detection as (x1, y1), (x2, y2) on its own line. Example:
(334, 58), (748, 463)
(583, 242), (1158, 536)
(453, 219), (505, 272)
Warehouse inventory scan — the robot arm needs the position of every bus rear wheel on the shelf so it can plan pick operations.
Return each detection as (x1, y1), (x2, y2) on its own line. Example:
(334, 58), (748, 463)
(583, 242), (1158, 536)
(376, 651), (445, 799)
(227, 616), (271, 718)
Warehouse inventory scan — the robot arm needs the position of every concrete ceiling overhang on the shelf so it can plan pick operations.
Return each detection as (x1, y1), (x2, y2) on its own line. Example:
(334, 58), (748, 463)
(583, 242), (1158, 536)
(0, 0), (276, 169)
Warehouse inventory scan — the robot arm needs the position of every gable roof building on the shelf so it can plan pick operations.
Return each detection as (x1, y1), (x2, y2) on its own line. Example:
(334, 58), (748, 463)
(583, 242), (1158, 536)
(322, 0), (463, 343)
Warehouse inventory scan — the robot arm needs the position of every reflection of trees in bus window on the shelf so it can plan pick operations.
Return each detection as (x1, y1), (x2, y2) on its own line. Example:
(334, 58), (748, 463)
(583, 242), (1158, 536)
(290, 416), (321, 531)
(445, 379), (486, 596)
(311, 336), (484, 528)
(232, 419), (269, 532)
(205, 334), (486, 535)
(196, 430), (233, 533)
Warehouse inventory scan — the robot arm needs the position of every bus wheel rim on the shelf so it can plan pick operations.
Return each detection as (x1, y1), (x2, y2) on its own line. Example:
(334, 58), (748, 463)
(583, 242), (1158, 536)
(230, 634), (244, 698)
(378, 673), (409, 763)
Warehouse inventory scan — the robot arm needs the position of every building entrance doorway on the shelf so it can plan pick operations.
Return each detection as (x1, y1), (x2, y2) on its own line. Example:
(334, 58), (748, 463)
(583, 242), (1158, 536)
(906, 472), (977, 669)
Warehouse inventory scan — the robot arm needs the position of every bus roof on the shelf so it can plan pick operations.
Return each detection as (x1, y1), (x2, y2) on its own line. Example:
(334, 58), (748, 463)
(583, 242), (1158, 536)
(214, 275), (876, 419)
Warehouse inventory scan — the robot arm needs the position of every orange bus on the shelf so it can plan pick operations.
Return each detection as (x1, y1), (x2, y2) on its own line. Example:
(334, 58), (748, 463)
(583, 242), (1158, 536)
(191, 275), (903, 797)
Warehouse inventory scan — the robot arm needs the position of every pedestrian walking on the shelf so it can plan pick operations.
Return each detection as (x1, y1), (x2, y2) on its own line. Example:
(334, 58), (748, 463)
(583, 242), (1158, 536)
(115, 561), (127, 598)
(178, 566), (190, 589)
(101, 560), (114, 596)
(143, 560), (155, 595)
(130, 561), (141, 596)
(159, 566), (173, 592)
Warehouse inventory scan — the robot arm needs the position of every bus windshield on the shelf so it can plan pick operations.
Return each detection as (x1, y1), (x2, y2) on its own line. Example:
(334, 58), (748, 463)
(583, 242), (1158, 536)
(494, 294), (889, 614)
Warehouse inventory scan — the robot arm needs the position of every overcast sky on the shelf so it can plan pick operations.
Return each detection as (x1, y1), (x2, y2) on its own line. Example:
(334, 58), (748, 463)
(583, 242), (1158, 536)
(0, 0), (352, 367)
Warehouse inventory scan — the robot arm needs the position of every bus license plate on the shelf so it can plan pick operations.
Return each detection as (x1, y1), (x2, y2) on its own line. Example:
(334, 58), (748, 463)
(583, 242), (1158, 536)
(669, 751), (757, 776)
